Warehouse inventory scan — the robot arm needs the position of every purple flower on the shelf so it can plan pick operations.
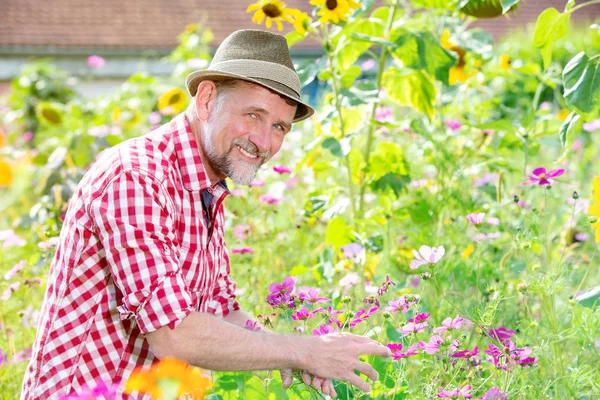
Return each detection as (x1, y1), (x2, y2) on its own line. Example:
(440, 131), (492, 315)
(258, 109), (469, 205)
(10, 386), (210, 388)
(488, 326), (515, 342)
(297, 288), (329, 304)
(232, 246), (254, 254)
(266, 276), (296, 308)
(467, 212), (485, 226)
(323, 306), (343, 327)
(409, 245), (445, 269)
(259, 194), (283, 205)
(350, 307), (379, 328)
(312, 324), (335, 336)
(521, 167), (564, 186)
(387, 343), (403, 352)
(377, 274), (396, 296)
(245, 319), (261, 332)
(480, 387), (508, 400)
(291, 307), (316, 321)
(473, 173), (498, 187)
(12, 348), (32, 363)
(87, 55), (105, 68)
(22, 131), (33, 142)
(273, 164), (292, 174)
(446, 119), (462, 130)
(452, 346), (479, 358)
(408, 312), (430, 323)
(391, 343), (419, 359)
(438, 385), (472, 399)
(148, 112), (162, 125)
(0, 348), (7, 367)
(341, 243), (366, 264)
(59, 379), (119, 400)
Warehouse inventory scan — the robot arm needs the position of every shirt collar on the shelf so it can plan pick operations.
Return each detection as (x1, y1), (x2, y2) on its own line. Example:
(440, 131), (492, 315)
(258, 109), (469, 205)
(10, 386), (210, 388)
(172, 113), (229, 195)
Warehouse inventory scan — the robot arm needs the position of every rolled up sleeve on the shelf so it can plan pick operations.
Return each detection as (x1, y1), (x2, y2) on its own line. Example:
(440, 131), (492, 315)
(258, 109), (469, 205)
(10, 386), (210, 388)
(89, 169), (194, 333)
(207, 244), (240, 317)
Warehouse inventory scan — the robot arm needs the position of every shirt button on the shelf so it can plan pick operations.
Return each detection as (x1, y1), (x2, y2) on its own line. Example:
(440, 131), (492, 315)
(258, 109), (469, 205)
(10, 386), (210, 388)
(207, 188), (213, 194)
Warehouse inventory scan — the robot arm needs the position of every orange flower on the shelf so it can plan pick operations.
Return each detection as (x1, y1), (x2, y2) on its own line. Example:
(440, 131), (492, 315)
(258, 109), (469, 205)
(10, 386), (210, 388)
(124, 357), (211, 399)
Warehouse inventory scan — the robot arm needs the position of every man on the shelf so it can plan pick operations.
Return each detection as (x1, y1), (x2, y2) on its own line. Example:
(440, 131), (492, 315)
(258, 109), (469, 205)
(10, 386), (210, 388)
(22, 29), (391, 399)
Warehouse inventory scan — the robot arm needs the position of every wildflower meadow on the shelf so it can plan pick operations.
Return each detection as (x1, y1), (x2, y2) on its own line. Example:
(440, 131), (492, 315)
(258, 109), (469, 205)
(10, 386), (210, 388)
(1, 0), (600, 399)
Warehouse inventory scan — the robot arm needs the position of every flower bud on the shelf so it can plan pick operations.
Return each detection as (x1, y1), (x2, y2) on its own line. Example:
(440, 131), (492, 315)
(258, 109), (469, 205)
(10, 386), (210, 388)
(513, 195), (519, 203)
(545, 185), (552, 190)
(572, 191), (579, 199)
(383, 311), (391, 319)
(342, 295), (353, 304)
(589, 216), (598, 224)
(421, 272), (432, 280)
(517, 282), (528, 293)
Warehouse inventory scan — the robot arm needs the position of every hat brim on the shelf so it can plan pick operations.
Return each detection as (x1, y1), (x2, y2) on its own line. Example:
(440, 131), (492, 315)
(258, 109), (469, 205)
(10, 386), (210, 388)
(186, 70), (314, 123)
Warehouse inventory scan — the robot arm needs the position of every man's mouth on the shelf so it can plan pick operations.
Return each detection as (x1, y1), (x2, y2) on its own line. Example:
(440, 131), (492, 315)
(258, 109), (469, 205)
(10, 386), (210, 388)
(236, 144), (259, 159)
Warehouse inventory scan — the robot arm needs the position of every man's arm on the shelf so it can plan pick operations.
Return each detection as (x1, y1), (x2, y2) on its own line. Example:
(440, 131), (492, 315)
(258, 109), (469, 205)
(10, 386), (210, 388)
(145, 311), (392, 393)
(222, 309), (258, 329)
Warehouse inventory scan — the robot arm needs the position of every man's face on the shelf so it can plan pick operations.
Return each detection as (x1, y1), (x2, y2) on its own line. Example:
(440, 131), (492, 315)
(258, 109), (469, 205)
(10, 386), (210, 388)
(200, 82), (297, 185)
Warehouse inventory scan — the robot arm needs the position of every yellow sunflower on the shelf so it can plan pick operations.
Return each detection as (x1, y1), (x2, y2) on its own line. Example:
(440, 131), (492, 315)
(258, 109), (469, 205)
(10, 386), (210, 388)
(158, 88), (188, 116)
(288, 9), (312, 35)
(247, 0), (297, 30)
(311, 0), (360, 24)
(588, 177), (600, 242)
(37, 102), (63, 125)
(111, 107), (142, 128)
(499, 54), (511, 71)
(441, 29), (476, 85)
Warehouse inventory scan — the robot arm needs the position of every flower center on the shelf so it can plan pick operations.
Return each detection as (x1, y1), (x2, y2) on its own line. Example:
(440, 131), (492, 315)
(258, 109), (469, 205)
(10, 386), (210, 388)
(326, 0), (338, 10)
(539, 173), (546, 179)
(168, 93), (181, 105)
(262, 4), (282, 18)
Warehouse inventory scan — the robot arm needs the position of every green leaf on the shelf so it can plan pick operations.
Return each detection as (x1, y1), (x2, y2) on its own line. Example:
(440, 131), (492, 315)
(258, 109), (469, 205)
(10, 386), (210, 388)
(563, 52), (600, 120)
(285, 31), (305, 48)
(326, 216), (349, 249)
(321, 137), (350, 157)
(339, 65), (362, 88)
(296, 60), (321, 87)
(501, 0), (520, 13)
(382, 67), (436, 118)
(333, 19), (385, 69)
(390, 29), (457, 85)
(556, 111), (581, 162)
(371, 356), (395, 389)
(371, 173), (411, 198)
(533, 8), (570, 69)
(564, 0), (576, 12)
(411, 0), (457, 9)
(385, 320), (403, 342)
(576, 286), (600, 308)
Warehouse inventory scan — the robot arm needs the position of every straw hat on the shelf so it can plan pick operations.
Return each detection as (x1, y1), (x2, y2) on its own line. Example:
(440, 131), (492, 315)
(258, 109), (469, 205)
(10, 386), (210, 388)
(185, 29), (314, 123)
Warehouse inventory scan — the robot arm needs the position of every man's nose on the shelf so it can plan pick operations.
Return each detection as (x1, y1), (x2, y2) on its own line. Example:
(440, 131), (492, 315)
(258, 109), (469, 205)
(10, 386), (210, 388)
(248, 125), (271, 154)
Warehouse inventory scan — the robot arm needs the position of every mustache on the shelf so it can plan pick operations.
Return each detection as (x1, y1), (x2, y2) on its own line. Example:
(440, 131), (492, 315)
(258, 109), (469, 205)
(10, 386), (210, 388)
(232, 138), (270, 161)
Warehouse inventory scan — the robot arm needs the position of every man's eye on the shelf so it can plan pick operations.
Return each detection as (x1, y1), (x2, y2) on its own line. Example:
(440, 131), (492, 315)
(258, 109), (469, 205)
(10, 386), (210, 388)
(248, 113), (258, 119)
(274, 124), (284, 131)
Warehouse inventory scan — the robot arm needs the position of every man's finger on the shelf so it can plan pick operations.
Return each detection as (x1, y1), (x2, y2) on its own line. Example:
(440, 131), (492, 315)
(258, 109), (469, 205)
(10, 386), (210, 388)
(357, 342), (393, 357)
(345, 373), (371, 393)
(280, 369), (293, 390)
(311, 376), (324, 391)
(354, 361), (379, 382)
(327, 380), (338, 398)
(302, 370), (312, 386)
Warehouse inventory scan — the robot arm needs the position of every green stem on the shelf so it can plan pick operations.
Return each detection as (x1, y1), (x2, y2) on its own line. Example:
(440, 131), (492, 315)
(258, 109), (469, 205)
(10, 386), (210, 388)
(570, 0), (600, 13)
(357, 0), (400, 218)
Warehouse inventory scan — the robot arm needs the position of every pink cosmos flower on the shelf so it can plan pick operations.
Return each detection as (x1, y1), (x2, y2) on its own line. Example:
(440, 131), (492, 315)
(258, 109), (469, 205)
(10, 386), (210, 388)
(488, 326), (515, 342)
(418, 335), (443, 354)
(520, 167), (564, 186)
(4, 260), (26, 280)
(384, 294), (419, 313)
(322, 306), (343, 327)
(1, 282), (21, 301)
(375, 107), (393, 123)
(538, 101), (552, 111)
(391, 343), (419, 359)
(230, 188), (244, 196)
(266, 276), (296, 308)
(473, 173), (498, 187)
(339, 272), (361, 288)
(259, 194), (283, 205)
(233, 224), (251, 241)
(377, 275), (396, 296)
(38, 236), (60, 250)
(0, 229), (26, 248)
(582, 119), (600, 132)
(59, 379), (119, 400)
(452, 346), (479, 358)
(484, 340), (536, 370)
(12, 348), (32, 363)
(446, 119), (462, 130)
(438, 385), (472, 399)
(341, 243), (366, 265)
(22, 131), (33, 141)
(291, 307), (321, 321)
(148, 112), (162, 125)
(467, 212), (485, 225)
(409, 245), (445, 269)
(232, 247), (253, 254)
(245, 320), (261, 332)
(87, 55), (105, 68)
(361, 59), (376, 71)
(0, 348), (7, 367)
(482, 129), (495, 135)
(350, 307), (379, 328)
(399, 321), (429, 336)
(249, 179), (264, 187)
(433, 315), (465, 334)
(312, 324), (335, 336)
(297, 288), (329, 304)
(480, 387), (508, 400)
(408, 312), (430, 323)
(387, 343), (403, 352)
(273, 164), (291, 174)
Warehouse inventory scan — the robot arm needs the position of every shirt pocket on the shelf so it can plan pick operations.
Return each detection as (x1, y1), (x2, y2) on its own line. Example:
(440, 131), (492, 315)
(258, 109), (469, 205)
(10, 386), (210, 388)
(178, 244), (209, 306)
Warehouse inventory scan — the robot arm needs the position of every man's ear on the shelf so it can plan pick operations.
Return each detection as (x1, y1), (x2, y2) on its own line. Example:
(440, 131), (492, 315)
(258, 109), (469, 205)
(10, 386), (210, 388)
(194, 80), (218, 121)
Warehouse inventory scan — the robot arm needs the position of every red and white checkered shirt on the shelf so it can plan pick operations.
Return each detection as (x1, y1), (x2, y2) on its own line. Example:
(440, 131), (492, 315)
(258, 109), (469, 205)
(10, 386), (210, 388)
(22, 114), (239, 399)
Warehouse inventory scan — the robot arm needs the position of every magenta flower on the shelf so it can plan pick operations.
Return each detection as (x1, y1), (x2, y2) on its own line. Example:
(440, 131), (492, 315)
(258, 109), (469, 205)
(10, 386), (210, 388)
(245, 319), (261, 332)
(452, 346), (479, 359)
(520, 167), (564, 186)
(387, 343), (403, 352)
(322, 306), (343, 327)
(391, 343), (419, 360)
(312, 324), (335, 336)
(399, 321), (429, 336)
(438, 385), (472, 399)
(59, 379), (119, 400)
(484, 340), (536, 371)
(488, 326), (515, 342)
(467, 212), (485, 226)
(0, 348), (7, 367)
(350, 307), (379, 328)
(341, 243), (366, 265)
(297, 288), (329, 304)
(446, 119), (462, 130)
(87, 55), (105, 68)
(418, 335), (443, 354)
(408, 312), (430, 323)
(259, 194), (283, 205)
(291, 307), (316, 321)
(232, 246), (254, 254)
(480, 387), (508, 400)
(377, 274), (396, 296)
(4, 260), (26, 280)
(22, 131), (33, 142)
(384, 294), (419, 313)
(409, 245), (445, 269)
(266, 276), (296, 308)
(273, 164), (292, 174)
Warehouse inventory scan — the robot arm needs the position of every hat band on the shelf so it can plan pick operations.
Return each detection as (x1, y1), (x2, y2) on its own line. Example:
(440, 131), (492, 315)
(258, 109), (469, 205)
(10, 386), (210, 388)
(209, 59), (301, 97)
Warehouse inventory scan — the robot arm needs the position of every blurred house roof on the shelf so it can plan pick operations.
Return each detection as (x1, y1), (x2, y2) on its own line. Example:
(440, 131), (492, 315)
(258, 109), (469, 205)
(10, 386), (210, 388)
(1, 0), (598, 53)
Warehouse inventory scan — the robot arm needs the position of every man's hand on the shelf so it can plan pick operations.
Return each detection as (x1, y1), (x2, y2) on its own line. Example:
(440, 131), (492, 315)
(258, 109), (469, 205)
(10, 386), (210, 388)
(295, 332), (392, 393)
(280, 368), (337, 398)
